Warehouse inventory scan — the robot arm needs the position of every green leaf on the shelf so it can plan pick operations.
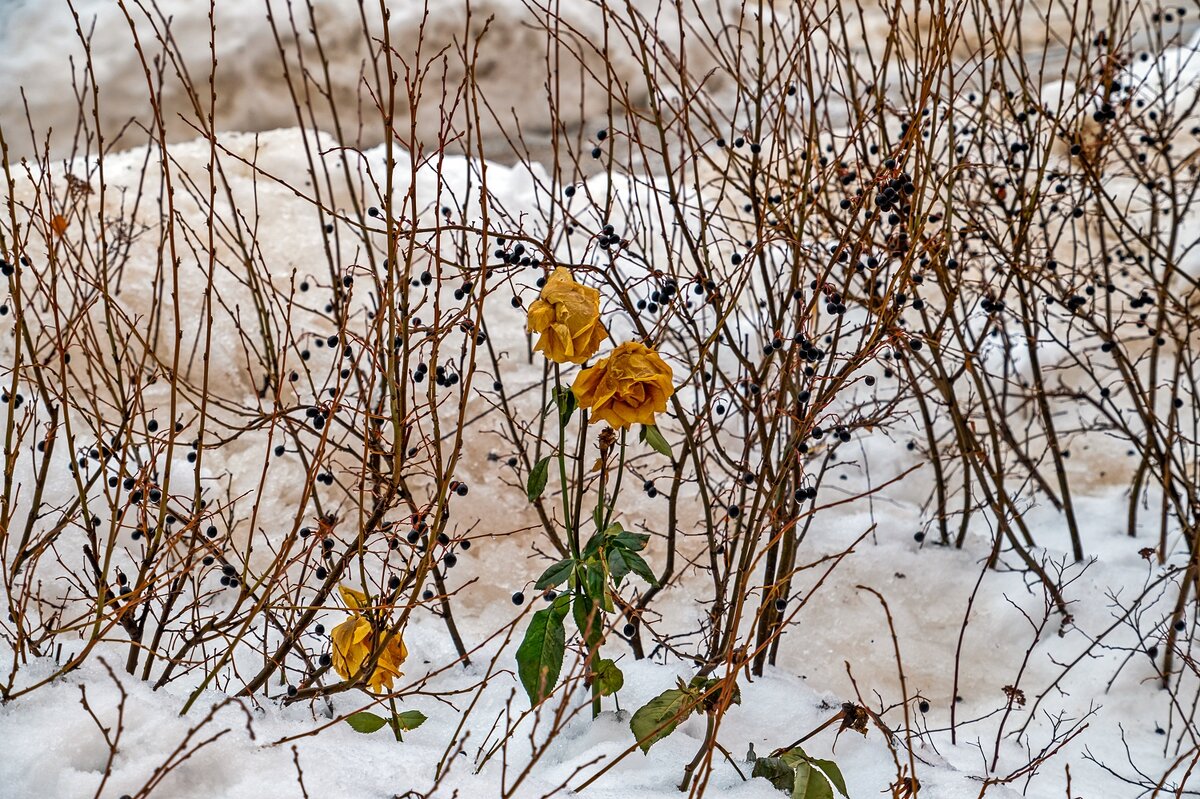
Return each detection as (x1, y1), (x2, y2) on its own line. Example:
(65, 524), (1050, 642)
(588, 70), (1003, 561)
(527, 456), (551, 501)
(809, 759), (848, 797)
(622, 550), (659, 587)
(595, 659), (624, 696)
(516, 595), (570, 705)
(573, 592), (602, 650)
(345, 712), (388, 734)
(555, 385), (577, 424)
(792, 761), (835, 799)
(608, 547), (631, 587)
(751, 756), (796, 793)
(535, 558), (575, 590)
(584, 562), (606, 602)
(630, 687), (693, 753)
(641, 424), (673, 458)
(582, 530), (605, 559)
(688, 675), (741, 711)
(779, 748), (807, 769)
(755, 748), (845, 799)
(610, 530), (650, 552)
(393, 710), (428, 732)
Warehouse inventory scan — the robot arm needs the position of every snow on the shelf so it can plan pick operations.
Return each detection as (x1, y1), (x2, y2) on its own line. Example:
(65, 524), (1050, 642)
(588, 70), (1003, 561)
(0, 123), (1187, 799)
(0, 507), (1174, 799)
(0, 0), (720, 163)
(2, 3), (1200, 799)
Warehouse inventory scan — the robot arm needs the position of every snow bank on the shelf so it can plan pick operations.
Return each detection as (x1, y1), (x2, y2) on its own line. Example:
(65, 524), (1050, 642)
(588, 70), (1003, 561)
(0, 123), (1192, 798)
(0, 0), (731, 161)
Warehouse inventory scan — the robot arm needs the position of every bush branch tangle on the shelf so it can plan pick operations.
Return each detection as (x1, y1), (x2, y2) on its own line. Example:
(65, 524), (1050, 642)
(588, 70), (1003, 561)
(1, 0), (1200, 796)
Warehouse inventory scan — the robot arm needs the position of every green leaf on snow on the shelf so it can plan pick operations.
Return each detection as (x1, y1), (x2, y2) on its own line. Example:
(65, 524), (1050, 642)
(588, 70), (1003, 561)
(515, 594), (570, 705)
(630, 687), (693, 753)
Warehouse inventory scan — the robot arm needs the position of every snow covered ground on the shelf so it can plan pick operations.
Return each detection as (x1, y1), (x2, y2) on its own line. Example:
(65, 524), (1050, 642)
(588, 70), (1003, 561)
(0, 124), (1186, 798)
(0, 493), (1180, 799)
(2, 3), (1200, 799)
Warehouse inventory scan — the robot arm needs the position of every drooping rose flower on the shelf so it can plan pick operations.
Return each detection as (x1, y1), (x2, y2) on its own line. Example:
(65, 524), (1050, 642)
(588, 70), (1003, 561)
(330, 585), (408, 693)
(572, 341), (674, 428)
(526, 267), (608, 364)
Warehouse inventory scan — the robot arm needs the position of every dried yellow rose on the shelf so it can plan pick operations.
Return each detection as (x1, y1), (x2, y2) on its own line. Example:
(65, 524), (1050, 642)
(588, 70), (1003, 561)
(330, 585), (408, 693)
(572, 341), (674, 428)
(526, 267), (608, 364)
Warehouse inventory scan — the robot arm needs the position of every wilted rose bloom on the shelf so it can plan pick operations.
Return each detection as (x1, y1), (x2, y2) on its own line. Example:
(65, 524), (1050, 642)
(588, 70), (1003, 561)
(572, 341), (674, 428)
(330, 585), (408, 693)
(526, 267), (608, 364)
